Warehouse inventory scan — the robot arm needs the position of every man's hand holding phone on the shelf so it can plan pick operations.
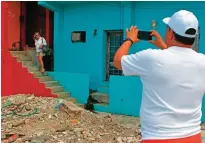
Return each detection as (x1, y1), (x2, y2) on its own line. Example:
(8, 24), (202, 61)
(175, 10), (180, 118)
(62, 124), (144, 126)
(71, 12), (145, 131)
(126, 26), (140, 43)
(125, 26), (167, 50)
(149, 30), (167, 50)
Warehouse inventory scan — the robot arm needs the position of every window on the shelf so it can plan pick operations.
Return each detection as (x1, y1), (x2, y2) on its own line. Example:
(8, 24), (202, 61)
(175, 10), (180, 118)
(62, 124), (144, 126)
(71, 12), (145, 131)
(106, 31), (123, 80)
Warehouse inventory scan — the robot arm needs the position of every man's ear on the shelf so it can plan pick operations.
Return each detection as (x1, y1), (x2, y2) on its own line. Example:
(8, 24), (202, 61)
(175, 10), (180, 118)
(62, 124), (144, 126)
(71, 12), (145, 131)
(167, 29), (174, 40)
(170, 29), (175, 40)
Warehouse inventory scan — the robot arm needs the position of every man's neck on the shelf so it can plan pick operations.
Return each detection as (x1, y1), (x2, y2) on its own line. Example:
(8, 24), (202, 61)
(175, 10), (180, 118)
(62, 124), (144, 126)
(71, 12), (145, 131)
(170, 43), (192, 49)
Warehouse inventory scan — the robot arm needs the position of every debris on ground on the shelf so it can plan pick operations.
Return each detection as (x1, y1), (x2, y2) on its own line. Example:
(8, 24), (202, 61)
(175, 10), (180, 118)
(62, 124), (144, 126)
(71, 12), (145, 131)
(1, 94), (141, 143)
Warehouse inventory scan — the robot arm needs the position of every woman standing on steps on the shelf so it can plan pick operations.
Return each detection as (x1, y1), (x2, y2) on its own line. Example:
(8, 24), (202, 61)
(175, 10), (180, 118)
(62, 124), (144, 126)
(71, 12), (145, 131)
(33, 32), (47, 73)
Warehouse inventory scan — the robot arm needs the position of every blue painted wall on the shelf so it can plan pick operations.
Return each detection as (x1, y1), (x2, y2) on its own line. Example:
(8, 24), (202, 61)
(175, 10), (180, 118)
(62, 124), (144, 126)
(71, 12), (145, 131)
(40, 1), (205, 122)
(52, 2), (133, 90)
(131, 2), (205, 54)
(45, 1), (205, 90)
(48, 72), (89, 104)
(95, 76), (143, 116)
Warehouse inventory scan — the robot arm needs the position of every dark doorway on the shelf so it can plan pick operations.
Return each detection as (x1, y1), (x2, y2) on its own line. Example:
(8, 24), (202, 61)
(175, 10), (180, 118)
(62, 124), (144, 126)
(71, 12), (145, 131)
(26, 1), (45, 46)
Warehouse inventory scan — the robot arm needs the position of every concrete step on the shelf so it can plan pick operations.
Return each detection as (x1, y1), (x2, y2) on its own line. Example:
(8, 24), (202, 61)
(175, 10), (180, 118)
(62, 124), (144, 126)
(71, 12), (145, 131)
(97, 86), (109, 93)
(11, 54), (24, 57)
(94, 103), (110, 112)
(38, 76), (53, 82)
(55, 92), (70, 99)
(44, 81), (59, 87)
(27, 66), (39, 72)
(64, 97), (76, 103)
(21, 61), (34, 67)
(16, 56), (32, 61)
(49, 86), (64, 93)
(30, 71), (48, 77)
(91, 92), (109, 104)
(10, 51), (27, 56)
(94, 103), (109, 107)
(76, 103), (84, 108)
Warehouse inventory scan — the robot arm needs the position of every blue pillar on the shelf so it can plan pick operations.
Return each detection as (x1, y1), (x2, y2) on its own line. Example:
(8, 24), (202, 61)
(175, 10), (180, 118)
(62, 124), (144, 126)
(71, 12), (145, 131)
(121, 2), (133, 39)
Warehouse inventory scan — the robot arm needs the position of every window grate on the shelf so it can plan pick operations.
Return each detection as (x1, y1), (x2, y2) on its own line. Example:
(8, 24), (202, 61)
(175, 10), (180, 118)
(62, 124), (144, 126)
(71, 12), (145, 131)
(106, 31), (124, 80)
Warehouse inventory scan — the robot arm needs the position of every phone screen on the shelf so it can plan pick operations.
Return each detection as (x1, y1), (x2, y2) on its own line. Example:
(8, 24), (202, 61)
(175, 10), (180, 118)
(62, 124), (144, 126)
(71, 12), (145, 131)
(138, 31), (152, 41)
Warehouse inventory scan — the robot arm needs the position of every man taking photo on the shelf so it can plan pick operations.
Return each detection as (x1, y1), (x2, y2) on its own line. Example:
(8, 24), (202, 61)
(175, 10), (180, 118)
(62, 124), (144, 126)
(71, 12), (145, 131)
(114, 10), (205, 143)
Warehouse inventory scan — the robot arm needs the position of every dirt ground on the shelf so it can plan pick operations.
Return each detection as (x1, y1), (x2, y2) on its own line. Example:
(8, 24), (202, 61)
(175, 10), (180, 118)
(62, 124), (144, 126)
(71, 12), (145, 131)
(1, 95), (141, 143)
(2, 94), (205, 143)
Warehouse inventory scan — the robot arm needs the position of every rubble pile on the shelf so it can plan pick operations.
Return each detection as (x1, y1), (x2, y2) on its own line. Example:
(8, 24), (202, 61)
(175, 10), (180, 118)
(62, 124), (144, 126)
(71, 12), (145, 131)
(1, 95), (141, 143)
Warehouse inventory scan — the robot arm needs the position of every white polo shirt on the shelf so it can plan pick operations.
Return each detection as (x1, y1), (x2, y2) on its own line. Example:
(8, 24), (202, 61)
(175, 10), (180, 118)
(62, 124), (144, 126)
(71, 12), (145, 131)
(121, 46), (205, 140)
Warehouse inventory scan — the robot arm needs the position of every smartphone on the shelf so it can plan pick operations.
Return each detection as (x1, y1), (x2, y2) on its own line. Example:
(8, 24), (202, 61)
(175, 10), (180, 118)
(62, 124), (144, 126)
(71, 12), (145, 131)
(138, 31), (152, 41)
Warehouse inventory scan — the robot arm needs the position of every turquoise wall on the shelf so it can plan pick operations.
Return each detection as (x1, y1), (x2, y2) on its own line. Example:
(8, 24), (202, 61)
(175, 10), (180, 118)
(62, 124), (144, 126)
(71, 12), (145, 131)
(131, 2), (205, 54)
(50, 1), (205, 90)
(95, 76), (143, 116)
(39, 1), (205, 122)
(52, 2), (133, 90)
(94, 1), (205, 122)
(48, 72), (89, 104)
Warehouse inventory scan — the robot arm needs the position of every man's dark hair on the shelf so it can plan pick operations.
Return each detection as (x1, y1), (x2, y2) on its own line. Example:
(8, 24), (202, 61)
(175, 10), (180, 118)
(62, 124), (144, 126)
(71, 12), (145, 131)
(169, 27), (196, 45)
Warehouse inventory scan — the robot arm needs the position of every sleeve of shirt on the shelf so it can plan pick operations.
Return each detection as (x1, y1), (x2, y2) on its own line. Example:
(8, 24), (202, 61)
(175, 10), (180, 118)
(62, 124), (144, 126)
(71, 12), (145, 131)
(121, 49), (155, 76)
(35, 40), (40, 49)
(42, 38), (47, 46)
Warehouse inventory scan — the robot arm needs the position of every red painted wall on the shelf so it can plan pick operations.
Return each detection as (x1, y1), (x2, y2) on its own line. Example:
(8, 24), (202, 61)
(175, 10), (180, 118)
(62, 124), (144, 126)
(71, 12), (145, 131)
(11, 57), (57, 97)
(8, 1), (21, 48)
(1, 1), (56, 98)
(1, 1), (13, 96)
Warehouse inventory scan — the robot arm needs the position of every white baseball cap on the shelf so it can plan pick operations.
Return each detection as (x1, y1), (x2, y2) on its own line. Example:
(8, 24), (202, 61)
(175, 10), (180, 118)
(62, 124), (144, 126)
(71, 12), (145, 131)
(163, 10), (198, 38)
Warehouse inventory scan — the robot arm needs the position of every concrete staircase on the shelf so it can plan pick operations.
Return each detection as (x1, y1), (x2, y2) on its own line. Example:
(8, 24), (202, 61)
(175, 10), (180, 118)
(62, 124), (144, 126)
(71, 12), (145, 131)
(91, 81), (109, 105)
(10, 51), (76, 102)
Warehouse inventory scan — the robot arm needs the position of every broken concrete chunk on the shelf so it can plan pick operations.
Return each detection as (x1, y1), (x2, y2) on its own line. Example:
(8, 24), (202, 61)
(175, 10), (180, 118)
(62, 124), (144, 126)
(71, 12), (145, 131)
(12, 120), (25, 127)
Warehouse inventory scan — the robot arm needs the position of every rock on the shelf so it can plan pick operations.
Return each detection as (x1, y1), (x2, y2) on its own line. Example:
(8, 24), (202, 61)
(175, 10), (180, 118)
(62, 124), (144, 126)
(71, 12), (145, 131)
(53, 136), (57, 139)
(48, 114), (52, 119)
(60, 101), (83, 115)
(56, 126), (70, 132)
(62, 131), (67, 135)
(12, 120), (25, 127)
(116, 137), (123, 143)
(15, 138), (23, 143)
(53, 113), (58, 117)
(36, 131), (44, 136)
(8, 124), (13, 129)
(31, 138), (45, 143)
(74, 128), (84, 133)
